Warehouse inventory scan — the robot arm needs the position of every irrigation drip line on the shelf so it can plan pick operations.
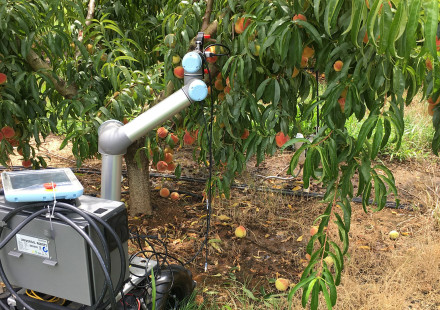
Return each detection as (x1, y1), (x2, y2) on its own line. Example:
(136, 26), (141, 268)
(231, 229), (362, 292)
(0, 166), (412, 210)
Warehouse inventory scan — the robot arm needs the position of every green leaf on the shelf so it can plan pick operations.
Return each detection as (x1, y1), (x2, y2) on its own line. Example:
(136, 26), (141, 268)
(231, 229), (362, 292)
(256, 78), (271, 100)
(354, 115), (378, 155)
(371, 117), (383, 159)
(424, 0), (439, 58)
(320, 279), (332, 310)
(366, 0), (382, 47)
(405, 0), (421, 57)
(273, 79), (280, 105)
(288, 272), (317, 303)
(387, 1), (407, 58)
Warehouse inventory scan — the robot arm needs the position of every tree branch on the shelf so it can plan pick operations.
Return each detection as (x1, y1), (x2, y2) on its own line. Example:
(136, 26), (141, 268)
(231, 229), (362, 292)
(26, 50), (78, 99)
(201, 0), (214, 32)
(85, 0), (96, 26)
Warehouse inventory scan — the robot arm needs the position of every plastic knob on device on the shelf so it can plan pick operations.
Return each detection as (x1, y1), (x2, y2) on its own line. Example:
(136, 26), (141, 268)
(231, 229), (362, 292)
(188, 80), (208, 101)
(182, 52), (202, 73)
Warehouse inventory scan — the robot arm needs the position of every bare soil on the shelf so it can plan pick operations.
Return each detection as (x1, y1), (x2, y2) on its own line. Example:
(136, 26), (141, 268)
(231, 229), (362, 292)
(3, 135), (440, 309)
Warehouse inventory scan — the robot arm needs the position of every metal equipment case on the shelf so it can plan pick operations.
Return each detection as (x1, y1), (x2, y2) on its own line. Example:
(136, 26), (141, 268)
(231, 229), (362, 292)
(0, 195), (129, 306)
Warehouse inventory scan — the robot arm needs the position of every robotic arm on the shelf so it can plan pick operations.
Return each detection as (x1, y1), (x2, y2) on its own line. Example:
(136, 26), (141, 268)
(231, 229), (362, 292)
(98, 33), (211, 201)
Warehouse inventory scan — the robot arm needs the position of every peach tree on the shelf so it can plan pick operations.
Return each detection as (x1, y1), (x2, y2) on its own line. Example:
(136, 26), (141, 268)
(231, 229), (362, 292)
(0, 0), (439, 308)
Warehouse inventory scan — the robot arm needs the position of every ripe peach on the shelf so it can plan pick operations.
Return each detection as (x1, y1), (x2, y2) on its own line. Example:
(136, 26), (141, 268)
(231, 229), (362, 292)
(0, 73), (7, 85)
(275, 132), (289, 148)
(174, 66), (184, 79)
(170, 133), (179, 144)
(333, 60), (343, 72)
(224, 86), (231, 94)
(338, 97), (346, 113)
(305, 253), (311, 261)
(310, 226), (319, 236)
(157, 127), (168, 139)
(234, 17), (251, 34)
(164, 152), (173, 163)
(426, 58), (433, 71)
(241, 129), (250, 140)
(275, 278), (290, 291)
(292, 14), (307, 22)
(363, 32), (369, 44)
(218, 92), (226, 102)
(167, 162), (176, 172)
(183, 130), (196, 145)
(22, 160), (32, 168)
(300, 56), (308, 68)
(292, 67), (300, 78)
(216, 72), (222, 80)
(206, 46), (218, 63)
(170, 192), (180, 201)
(214, 79), (224, 91)
(1, 126), (15, 139)
(235, 225), (246, 238)
(157, 161), (168, 172)
(159, 187), (170, 198)
(302, 46), (314, 58)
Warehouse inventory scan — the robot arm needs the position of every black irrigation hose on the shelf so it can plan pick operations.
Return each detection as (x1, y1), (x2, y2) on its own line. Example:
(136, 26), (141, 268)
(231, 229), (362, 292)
(0, 167), (412, 209)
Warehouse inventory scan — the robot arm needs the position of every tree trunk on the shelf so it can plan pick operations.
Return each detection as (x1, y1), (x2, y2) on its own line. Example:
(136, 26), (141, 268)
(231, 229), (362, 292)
(125, 139), (152, 216)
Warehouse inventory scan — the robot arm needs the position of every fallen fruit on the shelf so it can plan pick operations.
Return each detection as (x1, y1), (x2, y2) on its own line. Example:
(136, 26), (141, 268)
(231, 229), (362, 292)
(275, 278), (290, 291)
(235, 225), (246, 238)
(174, 66), (184, 79)
(310, 226), (319, 236)
(157, 127), (168, 139)
(275, 132), (290, 148)
(170, 192), (180, 201)
(159, 188), (170, 198)
(389, 230), (399, 240)
(334, 60), (343, 72)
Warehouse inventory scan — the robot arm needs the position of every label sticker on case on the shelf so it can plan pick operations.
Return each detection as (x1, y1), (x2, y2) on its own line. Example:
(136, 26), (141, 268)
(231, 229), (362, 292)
(16, 234), (50, 258)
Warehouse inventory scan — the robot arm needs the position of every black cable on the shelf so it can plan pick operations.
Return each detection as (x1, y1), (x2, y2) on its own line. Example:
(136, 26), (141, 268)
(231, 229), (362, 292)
(0, 202), (125, 309)
(88, 212), (127, 309)
(54, 212), (118, 310)
(0, 300), (8, 310)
